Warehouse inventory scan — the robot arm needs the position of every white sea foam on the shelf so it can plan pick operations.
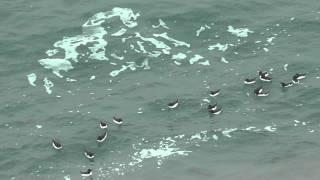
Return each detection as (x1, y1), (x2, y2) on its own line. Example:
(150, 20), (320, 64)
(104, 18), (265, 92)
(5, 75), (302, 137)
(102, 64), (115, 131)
(39, 58), (73, 78)
(212, 134), (218, 140)
(190, 133), (202, 140)
(110, 65), (129, 77)
(152, 19), (169, 29)
(110, 53), (124, 60)
(136, 32), (171, 54)
(90, 75), (96, 80)
(138, 146), (189, 160)
(264, 126), (277, 132)
(27, 73), (37, 86)
(174, 61), (181, 65)
(196, 24), (211, 37)
(94, 124), (283, 178)
(63, 175), (71, 180)
(172, 53), (187, 60)
(227, 26), (253, 37)
(109, 59), (150, 77)
(36, 125), (42, 129)
(39, 7), (140, 74)
(35, 7), (144, 93)
(244, 126), (256, 131)
(129, 137), (191, 167)
(198, 60), (210, 66)
(83, 7), (140, 28)
(222, 128), (238, 138)
(43, 77), (54, 94)
(111, 28), (127, 37)
(45, 49), (59, 57)
(208, 43), (233, 51)
(196, 26), (205, 37)
(136, 41), (147, 53)
(66, 78), (77, 82)
(267, 36), (275, 43)
(153, 32), (190, 48)
(189, 54), (204, 64)
(221, 57), (229, 64)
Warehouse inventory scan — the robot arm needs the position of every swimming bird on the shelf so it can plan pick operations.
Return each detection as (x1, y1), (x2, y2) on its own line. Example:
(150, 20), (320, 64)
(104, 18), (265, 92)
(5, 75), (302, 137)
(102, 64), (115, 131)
(258, 70), (269, 77)
(260, 75), (272, 82)
(52, 139), (62, 150)
(254, 86), (269, 96)
(113, 117), (123, 125)
(292, 73), (306, 84)
(209, 107), (222, 115)
(97, 131), (108, 143)
(293, 73), (306, 80)
(80, 169), (92, 177)
(167, 99), (179, 109)
(244, 78), (256, 84)
(280, 81), (293, 88)
(209, 89), (220, 97)
(100, 121), (108, 129)
(254, 86), (263, 94)
(208, 104), (218, 111)
(260, 74), (272, 82)
(258, 70), (272, 82)
(84, 150), (95, 160)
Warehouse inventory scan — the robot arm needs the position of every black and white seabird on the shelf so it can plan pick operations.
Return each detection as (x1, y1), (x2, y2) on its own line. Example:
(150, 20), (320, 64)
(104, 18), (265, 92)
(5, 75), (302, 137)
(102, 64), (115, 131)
(209, 107), (222, 115)
(254, 86), (269, 96)
(84, 150), (95, 159)
(80, 169), (93, 177)
(258, 70), (269, 77)
(258, 70), (272, 82)
(97, 131), (108, 143)
(293, 73), (306, 80)
(209, 89), (220, 97)
(113, 117), (123, 125)
(100, 121), (108, 129)
(280, 81), (293, 88)
(208, 104), (218, 111)
(167, 99), (179, 109)
(292, 73), (306, 84)
(260, 75), (272, 82)
(244, 78), (256, 84)
(254, 86), (263, 94)
(52, 139), (62, 150)
(260, 74), (272, 82)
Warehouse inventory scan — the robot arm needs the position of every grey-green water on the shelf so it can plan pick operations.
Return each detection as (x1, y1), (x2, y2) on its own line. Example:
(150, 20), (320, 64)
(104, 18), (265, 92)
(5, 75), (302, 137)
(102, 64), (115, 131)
(1, 0), (320, 179)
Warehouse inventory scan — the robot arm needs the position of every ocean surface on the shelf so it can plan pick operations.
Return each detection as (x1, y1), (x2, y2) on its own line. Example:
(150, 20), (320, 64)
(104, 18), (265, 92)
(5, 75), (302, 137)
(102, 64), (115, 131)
(1, 0), (320, 179)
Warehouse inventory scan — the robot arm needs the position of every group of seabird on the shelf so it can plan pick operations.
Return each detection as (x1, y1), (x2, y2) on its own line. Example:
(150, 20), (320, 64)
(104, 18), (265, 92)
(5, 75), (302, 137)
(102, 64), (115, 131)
(50, 69), (306, 178)
(244, 70), (307, 96)
(282, 73), (306, 87)
(51, 116), (123, 178)
(167, 89), (223, 115)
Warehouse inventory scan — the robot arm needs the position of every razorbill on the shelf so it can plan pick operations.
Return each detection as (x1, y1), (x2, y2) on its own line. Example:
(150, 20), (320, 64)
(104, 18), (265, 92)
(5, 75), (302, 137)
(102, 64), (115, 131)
(52, 139), (62, 150)
(97, 131), (108, 143)
(167, 99), (179, 109)
(244, 78), (256, 84)
(209, 89), (220, 97)
(80, 169), (92, 177)
(99, 121), (108, 129)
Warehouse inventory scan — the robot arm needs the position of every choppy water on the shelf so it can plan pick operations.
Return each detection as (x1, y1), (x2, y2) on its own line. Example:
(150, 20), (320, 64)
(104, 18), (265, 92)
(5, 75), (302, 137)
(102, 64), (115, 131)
(1, 0), (320, 179)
